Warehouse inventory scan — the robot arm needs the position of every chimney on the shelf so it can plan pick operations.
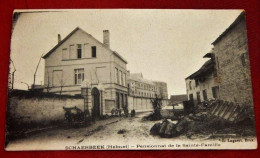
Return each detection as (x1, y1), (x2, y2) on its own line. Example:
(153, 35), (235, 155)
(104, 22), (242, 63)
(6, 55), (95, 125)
(58, 34), (61, 43)
(103, 30), (110, 48)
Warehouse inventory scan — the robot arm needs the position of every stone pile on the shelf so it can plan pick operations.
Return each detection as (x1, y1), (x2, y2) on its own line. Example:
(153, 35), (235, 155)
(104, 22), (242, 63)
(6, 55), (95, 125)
(150, 99), (253, 138)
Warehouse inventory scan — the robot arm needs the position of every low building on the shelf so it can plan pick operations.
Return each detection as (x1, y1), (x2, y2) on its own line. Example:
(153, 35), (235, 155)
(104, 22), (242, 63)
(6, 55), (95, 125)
(185, 52), (220, 106)
(170, 94), (188, 106)
(185, 11), (253, 110)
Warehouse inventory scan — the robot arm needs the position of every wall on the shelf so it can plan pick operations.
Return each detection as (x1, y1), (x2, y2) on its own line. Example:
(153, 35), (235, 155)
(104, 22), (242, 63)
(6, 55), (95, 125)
(128, 96), (153, 112)
(186, 73), (219, 106)
(153, 81), (168, 99)
(8, 96), (84, 125)
(213, 15), (253, 107)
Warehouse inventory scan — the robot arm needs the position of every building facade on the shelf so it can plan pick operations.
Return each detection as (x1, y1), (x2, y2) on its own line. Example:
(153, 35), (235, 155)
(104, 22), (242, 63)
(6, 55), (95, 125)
(212, 11), (253, 108)
(185, 56), (220, 106)
(127, 73), (159, 112)
(127, 73), (169, 111)
(43, 27), (128, 117)
(153, 81), (168, 99)
(185, 11), (253, 108)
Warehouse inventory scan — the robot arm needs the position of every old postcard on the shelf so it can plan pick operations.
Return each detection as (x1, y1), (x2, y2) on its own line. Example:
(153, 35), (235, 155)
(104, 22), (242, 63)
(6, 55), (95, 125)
(5, 9), (257, 150)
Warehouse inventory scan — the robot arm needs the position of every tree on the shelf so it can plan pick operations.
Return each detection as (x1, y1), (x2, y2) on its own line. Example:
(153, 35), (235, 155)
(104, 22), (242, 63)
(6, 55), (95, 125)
(150, 94), (163, 120)
(59, 76), (66, 95)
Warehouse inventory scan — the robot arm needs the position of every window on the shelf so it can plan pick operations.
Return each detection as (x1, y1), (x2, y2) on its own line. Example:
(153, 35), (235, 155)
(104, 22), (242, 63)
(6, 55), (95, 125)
(121, 72), (125, 86)
(74, 69), (84, 85)
(92, 46), (96, 57)
(189, 81), (192, 90)
(189, 94), (194, 102)
(84, 43), (88, 58)
(195, 79), (199, 87)
(212, 86), (220, 99)
(196, 92), (201, 103)
(77, 44), (82, 58)
(69, 45), (75, 59)
(115, 68), (118, 84)
(62, 48), (68, 60)
(53, 70), (63, 86)
(122, 73), (126, 86)
(202, 90), (208, 101)
(119, 70), (122, 85)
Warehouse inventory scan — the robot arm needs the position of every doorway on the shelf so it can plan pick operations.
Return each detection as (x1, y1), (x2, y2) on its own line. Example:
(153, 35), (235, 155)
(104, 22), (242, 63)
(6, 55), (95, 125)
(92, 87), (100, 119)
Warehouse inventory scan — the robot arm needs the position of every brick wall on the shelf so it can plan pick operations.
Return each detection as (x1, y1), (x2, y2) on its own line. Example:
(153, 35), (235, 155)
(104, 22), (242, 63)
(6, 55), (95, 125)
(213, 15), (253, 107)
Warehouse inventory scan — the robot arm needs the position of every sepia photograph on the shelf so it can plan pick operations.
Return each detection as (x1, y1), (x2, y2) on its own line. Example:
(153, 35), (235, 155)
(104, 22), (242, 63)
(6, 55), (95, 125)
(5, 9), (257, 150)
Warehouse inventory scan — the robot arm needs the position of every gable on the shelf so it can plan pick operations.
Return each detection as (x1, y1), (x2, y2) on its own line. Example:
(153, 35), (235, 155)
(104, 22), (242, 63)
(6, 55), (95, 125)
(44, 28), (114, 66)
(43, 27), (127, 64)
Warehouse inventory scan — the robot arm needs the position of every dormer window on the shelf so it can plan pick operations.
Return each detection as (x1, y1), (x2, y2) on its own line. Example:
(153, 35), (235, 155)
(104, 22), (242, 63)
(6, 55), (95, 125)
(77, 44), (82, 59)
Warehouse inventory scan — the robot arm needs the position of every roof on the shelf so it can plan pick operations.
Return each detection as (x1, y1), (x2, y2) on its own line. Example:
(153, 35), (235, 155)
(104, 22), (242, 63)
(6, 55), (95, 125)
(128, 73), (155, 85)
(130, 73), (143, 79)
(170, 95), (188, 104)
(42, 27), (128, 64)
(212, 11), (245, 45)
(185, 59), (214, 80)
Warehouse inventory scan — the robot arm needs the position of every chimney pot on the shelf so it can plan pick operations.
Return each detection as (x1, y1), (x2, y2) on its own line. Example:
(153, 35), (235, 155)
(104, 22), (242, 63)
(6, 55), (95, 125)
(58, 34), (61, 43)
(103, 30), (110, 48)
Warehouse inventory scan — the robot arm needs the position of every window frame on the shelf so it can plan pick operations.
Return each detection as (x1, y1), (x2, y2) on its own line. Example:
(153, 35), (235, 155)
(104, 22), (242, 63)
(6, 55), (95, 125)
(74, 68), (84, 85)
(77, 44), (82, 59)
(92, 46), (96, 58)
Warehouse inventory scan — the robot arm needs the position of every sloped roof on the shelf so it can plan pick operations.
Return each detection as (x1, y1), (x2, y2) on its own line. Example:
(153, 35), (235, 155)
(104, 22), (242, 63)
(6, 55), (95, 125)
(42, 27), (127, 64)
(185, 59), (214, 80)
(170, 95), (188, 104)
(212, 11), (245, 45)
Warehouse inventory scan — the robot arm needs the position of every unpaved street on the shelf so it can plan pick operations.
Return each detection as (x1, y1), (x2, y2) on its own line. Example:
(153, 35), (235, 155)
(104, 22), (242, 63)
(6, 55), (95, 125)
(6, 112), (186, 150)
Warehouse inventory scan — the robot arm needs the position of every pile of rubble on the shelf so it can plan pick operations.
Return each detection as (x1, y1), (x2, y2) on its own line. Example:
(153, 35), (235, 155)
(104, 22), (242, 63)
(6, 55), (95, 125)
(150, 99), (254, 138)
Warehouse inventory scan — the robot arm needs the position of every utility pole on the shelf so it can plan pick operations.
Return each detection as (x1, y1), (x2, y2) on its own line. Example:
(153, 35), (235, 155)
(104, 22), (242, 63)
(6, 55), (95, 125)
(32, 54), (43, 91)
(10, 59), (16, 90)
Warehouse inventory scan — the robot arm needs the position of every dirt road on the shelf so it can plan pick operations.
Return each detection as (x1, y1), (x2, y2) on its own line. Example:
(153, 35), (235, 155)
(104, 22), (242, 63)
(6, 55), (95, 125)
(7, 111), (183, 150)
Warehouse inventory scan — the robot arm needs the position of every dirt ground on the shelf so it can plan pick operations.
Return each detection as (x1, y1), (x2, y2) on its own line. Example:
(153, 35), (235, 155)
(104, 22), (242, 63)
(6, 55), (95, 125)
(5, 112), (164, 150)
(5, 110), (257, 150)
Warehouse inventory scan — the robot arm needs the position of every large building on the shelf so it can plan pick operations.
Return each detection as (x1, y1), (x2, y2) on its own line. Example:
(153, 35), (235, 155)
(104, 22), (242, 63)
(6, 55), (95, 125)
(185, 11), (253, 109)
(127, 73), (159, 112)
(127, 73), (169, 111)
(43, 27), (128, 117)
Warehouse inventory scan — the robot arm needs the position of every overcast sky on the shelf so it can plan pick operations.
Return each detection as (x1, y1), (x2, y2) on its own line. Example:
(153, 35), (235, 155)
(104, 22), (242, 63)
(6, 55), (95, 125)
(10, 9), (242, 96)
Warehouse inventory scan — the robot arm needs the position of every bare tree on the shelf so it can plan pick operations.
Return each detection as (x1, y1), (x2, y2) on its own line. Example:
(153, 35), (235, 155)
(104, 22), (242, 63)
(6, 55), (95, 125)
(59, 77), (66, 95)
(45, 70), (51, 93)
(32, 54), (44, 91)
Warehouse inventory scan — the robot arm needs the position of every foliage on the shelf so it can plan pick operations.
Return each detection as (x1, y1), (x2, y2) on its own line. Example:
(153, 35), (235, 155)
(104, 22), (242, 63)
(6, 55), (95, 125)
(149, 94), (163, 120)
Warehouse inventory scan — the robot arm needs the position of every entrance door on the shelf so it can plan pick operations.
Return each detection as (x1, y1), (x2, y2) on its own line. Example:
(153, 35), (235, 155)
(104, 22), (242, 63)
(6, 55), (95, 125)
(92, 88), (100, 119)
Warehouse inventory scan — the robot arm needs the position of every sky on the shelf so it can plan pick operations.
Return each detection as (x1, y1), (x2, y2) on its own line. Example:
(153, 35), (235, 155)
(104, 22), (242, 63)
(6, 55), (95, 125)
(10, 9), (243, 96)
